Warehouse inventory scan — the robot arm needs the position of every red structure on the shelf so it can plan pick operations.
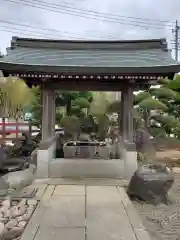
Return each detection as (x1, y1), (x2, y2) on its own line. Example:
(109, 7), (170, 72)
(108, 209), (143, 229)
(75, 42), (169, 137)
(0, 121), (32, 142)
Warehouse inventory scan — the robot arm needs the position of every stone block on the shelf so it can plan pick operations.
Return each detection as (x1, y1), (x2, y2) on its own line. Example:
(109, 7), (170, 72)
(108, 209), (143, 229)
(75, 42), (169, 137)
(86, 186), (137, 240)
(41, 196), (85, 227)
(35, 226), (85, 240)
(53, 185), (85, 196)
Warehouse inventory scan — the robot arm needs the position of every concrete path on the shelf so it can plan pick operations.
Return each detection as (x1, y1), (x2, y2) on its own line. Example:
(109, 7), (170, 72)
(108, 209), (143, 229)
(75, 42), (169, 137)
(20, 185), (151, 240)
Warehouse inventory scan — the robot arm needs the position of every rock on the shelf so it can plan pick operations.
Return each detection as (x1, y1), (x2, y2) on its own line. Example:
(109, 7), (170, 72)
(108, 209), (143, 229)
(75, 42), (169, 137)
(0, 222), (5, 235)
(172, 167), (180, 174)
(18, 205), (26, 216)
(5, 219), (18, 229)
(0, 178), (9, 196)
(2, 164), (36, 190)
(127, 163), (174, 205)
(2, 226), (23, 240)
(12, 201), (19, 206)
(27, 205), (34, 210)
(3, 210), (11, 218)
(11, 205), (26, 218)
(11, 209), (20, 218)
(0, 211), (3, 218)
(0, 218), (8, 224)
(15, 216), (23, 222)
(16, 210), (33, 222)
(10, 205), (18, 212)
(0, 205), (9, 214)
(16, 209), (33, 222)
(18, 221), (27, 228)
(10, 206), (18, 217)
(24, 211), (33, 220)
(18, 199), (27, 207)
(1, 200), (11, 209)
(27, 199), (37, 206)
(0, 146), (7, 169)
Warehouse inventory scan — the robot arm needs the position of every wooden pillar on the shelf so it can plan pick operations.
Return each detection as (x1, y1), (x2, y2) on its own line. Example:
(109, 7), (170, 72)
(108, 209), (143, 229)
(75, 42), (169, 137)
(41, 88), (56, 140)
(41, 88), (49, 140)
(49, 90), (56, 136)
(120, 84), (134, 142)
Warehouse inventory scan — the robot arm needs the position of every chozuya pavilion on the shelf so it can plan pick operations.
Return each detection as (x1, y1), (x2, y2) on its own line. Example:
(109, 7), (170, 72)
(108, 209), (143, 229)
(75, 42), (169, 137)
(0, 36), (179, 179)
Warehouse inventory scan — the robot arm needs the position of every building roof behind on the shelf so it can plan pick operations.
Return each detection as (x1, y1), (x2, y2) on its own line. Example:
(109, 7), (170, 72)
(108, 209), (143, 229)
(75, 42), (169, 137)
(0, 37), (179, 74)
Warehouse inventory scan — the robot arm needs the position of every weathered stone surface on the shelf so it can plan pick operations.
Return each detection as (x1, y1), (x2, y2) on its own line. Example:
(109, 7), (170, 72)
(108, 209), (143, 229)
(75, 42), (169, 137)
(0, 198), (37, 240)
(53, 185), (85, 196)
(26, 206), (34, 212)
(16, 211), (32, 222)
(2, 164), (36, 190)
(0, 222), (5, 235)
(172, 167), (180, 174)
(34, 226), (85, 240)
(2, 226), (23, 240)
(0, 178), (9, 196)
(27, 199), (38, 206)
(86, 186), (137, 240)
(0, 211), (3, 218)
(18, 199), (27, 207)
(3, 210), (11, 218)
(127, 164), (174, 205)
(41, 196), (85, 227)
(18, 205), (26, 216)
(1, 200), (11, 209)
(0, 217), (8, 224)
(0, 146), (7, 169)
(18, 221), (27, 228)
(5, 219), (18, 229)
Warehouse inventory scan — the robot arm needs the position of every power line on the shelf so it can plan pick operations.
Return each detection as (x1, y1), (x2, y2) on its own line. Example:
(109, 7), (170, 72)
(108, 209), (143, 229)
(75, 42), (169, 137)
(3, 0), (173, 26)
(0, 28), (55, 39)
(0, 24), (126, 40)
(2, 0), (171, 30)
(0, 26), (83, 39)
(0, 19), (117, 40)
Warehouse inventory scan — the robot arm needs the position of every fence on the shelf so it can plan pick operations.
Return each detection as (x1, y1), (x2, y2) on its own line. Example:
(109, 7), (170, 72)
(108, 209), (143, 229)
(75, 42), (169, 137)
(0, 121), (33, 143)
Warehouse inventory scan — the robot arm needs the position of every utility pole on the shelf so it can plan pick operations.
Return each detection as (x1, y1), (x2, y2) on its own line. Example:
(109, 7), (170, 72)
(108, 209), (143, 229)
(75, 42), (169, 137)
(174, 20), (180, 61)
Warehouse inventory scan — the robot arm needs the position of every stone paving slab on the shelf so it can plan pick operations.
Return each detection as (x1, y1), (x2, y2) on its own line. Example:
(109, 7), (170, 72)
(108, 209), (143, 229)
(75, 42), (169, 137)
(118, 187), (151, 240)
(34, 178), (129, 186)
(20, 184), (151, 240)
(20, 185), (55, 240)
(35, 227), (85, 240)
(41, 195), (85, 227)
(86, 186), (137, 240)
(53, 185), (85, 195)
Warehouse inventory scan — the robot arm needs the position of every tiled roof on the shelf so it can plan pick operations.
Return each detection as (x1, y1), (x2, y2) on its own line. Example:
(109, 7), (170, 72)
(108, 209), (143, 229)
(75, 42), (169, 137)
(0, 37), (179, 74)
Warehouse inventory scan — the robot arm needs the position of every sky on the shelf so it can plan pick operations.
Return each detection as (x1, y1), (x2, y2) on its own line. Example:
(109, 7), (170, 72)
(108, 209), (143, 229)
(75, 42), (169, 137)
(0, 0), (180, 59)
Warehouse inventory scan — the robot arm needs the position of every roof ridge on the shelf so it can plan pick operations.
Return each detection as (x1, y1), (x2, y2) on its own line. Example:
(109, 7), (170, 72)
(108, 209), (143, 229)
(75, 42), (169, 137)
(10, 36), (167, 51)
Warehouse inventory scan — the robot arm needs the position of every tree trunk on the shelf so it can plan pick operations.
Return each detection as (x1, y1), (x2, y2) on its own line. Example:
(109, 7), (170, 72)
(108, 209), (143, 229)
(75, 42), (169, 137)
(66, 99), (72, 116)
(144, 109), (150, 130)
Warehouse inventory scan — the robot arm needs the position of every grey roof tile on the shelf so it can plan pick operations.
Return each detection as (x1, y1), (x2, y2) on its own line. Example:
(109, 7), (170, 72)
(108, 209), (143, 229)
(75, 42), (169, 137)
(0, 47), (177, 68)
(0, 37), (179, 75)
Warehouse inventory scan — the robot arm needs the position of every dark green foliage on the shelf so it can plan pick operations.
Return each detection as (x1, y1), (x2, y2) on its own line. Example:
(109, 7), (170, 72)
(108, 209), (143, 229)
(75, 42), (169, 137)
(106, 100), (121, 113)
(135, 75), (180, 139)
(29, 89), (93, 125)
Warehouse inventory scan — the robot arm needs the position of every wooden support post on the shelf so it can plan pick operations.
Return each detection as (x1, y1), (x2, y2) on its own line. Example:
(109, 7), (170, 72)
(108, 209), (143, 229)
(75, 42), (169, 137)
(41, 87), (56, 141)
(41, 88), (50, 141)
(120, 84), (134, 142)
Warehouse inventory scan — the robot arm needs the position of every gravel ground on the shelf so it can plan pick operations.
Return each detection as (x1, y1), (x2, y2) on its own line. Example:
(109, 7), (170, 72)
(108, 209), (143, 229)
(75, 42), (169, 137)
(0, 199), (38, 240)
(133, 174), (180, 240)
